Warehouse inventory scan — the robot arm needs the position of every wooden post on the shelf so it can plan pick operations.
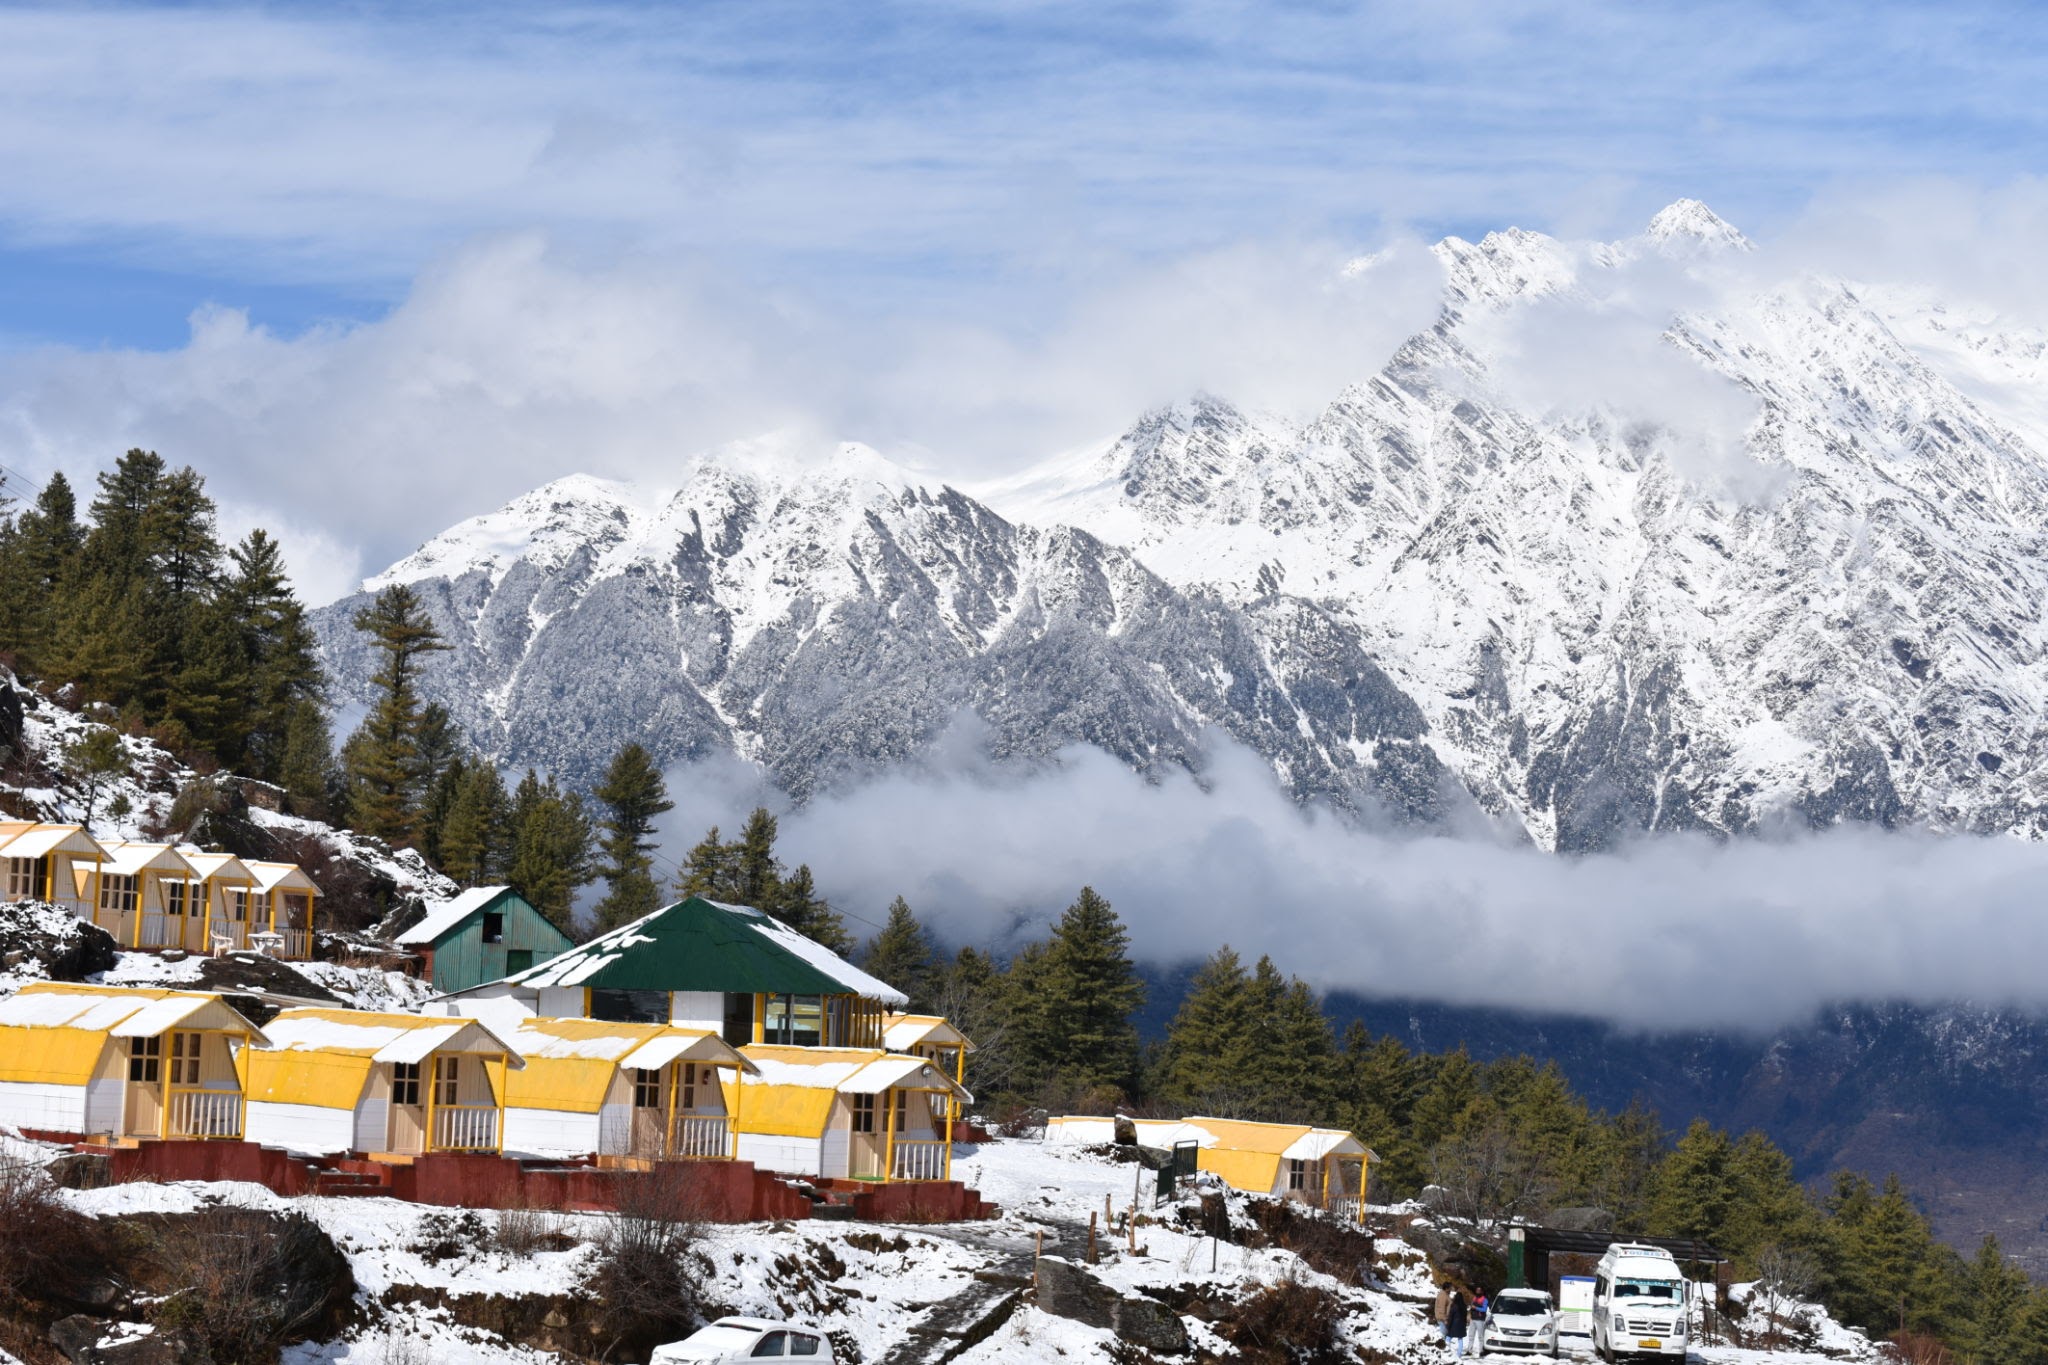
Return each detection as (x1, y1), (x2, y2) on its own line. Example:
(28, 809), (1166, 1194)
(883, 1086), (898, 1183)
(1088, 1210), (1098, 1264)
(493, 1053), (506, 1154)
(1034, 1229), (1042, 1290)
(424, 1057), (438, 1154)
(665, 1060), (681, 1160)
(943, 1090), (954, 1183)
(199, 879), (214, 957)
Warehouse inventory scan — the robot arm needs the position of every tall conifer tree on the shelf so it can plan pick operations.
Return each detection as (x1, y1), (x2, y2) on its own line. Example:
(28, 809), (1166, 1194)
(342, 583), (451, 844)
(592, 741), (673, 931)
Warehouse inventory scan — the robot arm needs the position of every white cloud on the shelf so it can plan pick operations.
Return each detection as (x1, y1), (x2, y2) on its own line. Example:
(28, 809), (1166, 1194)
(652, 734), (2048, 1034)
(0, 229), (1442, 600)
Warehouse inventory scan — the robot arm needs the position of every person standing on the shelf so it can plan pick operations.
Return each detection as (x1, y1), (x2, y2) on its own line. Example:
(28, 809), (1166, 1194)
(1446, 1290), (1469, 1357)
(1433, 1282), (1452, 1344)
(1468, 1289), (1489, 1356)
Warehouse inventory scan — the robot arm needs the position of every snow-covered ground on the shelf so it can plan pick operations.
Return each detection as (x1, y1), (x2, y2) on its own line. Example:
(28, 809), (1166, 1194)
(3, 1130), (1877, 1365)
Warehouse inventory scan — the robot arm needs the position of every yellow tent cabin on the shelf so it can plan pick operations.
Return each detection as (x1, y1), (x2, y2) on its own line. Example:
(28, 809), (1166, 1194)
(0, 982), (268, 1141)
(732, 1045), (971, 1183)
(1047, 1114), (1374, 1221)
(243, 1009), (522, 1159)
(0, 822), (107, 919)
(497, 1016), (757, 1163)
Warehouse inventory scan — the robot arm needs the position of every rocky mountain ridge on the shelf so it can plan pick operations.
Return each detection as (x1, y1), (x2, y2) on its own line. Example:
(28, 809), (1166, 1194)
(316, 200), (2048, 851)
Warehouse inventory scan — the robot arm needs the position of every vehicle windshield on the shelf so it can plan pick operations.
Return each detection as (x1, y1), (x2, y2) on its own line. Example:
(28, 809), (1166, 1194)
(1494, 1297), (1550, 1316)
(1615, 1279), (1683, 1302)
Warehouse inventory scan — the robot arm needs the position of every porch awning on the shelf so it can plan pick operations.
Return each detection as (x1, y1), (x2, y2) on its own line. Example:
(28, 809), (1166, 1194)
(839, 1055), (972, 1104)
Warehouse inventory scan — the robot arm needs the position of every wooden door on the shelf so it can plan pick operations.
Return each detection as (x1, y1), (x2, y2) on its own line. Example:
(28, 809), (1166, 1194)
(386, 1062), (425, 1154)
(123, 1037), (163, 1136)
(629, 1067), (665, 1158)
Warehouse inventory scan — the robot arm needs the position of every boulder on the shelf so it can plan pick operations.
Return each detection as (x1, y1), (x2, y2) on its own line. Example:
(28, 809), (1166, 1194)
(1033, 1256), (1189, 1354)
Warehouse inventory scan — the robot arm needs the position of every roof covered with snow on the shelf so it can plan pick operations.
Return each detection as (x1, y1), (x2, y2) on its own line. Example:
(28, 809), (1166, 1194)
(0, 981), (267, 1042)
(262, 1007), (522, 1065)
(458, 896), (907, 1004)
(397, 885), (512, 945)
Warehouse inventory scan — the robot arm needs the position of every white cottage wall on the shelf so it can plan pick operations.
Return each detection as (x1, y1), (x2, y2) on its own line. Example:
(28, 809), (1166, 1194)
(0, 1080), (88, 1133)
(537, 987), (583, 1018)
(736, 1132), (822, 1176)
(244, 1101), (355, 1154)
(504, 1107), (601, 1159)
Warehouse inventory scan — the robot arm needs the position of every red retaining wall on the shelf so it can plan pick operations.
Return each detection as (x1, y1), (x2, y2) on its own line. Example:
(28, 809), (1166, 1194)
(108, 1140), (316, 1196)
(90, 1140), (983, 1223)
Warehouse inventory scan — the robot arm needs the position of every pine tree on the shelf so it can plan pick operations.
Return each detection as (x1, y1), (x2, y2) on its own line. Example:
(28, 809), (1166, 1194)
(506, 770), (594, 934)
(63, 728), (127, 831)
(1647, 1119), (1735, 1243)
(278, 698), (338, 817)
(1012, 887), (1145, 1096)
(342, 583), (451, 844)
(733, 808), (782, 906)
(593, 741), (674, 931)
(678, 825), (736, 898)
(1956, 1236), (2031, 1365)
(1724, 1129), (1822, 1266)
(440, 763), (510, 886)
(862, 896), (938, 1008)
(1341, 1026), (1428, 1198)
(220, 530), (326, 780)
(772, 863), (852, 954)
(0, 472), (83, 671)
(1155, 947), (1254, 1109)
(1409, 1046), (1481, 1153)
(1829, 1173), (1952, 1336)
(1259, 973), (1340, 1123)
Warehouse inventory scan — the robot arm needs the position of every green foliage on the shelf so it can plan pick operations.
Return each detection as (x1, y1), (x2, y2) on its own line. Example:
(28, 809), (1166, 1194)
(62, 727), (127, 831)
(674, 806), (853, 952)
(1008, 887), (1145, 1097)
(592, 742), (673, 932)
(862, 897), (938, 1008)
(341, 583), (452, 845)
(506, 770), (595, 934)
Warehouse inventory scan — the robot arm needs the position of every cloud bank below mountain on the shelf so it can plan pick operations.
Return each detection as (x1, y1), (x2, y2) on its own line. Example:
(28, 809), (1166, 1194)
(653, 731), (2048, 1033)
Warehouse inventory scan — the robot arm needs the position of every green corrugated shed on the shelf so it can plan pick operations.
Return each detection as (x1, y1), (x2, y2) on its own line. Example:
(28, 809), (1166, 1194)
(494, 895), (902, 1000)
(397, 886), (575, 993)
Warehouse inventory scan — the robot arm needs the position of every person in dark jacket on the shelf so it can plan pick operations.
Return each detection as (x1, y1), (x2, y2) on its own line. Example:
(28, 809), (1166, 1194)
(1468, 1290), (1490, 1354)
(1446, 1291), (1469, 1357)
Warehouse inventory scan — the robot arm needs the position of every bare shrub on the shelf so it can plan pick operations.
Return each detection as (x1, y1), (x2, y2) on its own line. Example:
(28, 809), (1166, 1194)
(1751, 1242), (1821, 1350)
(376, 1324), (430, 1365)
(1427, 1115), (1546, 1227)
(494, 1204), (569, 1257)
(590, 1167), (711, 1359)
(146, 1206), (354, 1365)
(1212, 1272), (1345, 1364)
(1885, 1330), (1954, 1365)
(0, 1153), (112, 1311)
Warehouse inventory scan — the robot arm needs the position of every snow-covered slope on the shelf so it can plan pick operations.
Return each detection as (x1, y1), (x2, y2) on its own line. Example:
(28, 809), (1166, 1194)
(316, 201), (2048, 849)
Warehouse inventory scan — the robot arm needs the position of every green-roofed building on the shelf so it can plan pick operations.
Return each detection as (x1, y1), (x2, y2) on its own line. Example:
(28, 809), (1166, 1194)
(438, 896), (909, 1050)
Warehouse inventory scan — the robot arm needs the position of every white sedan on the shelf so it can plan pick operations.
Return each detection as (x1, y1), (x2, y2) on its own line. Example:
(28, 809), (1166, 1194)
(1482, 1289), (1561, 1357)
(651, 1318), (835, 1362)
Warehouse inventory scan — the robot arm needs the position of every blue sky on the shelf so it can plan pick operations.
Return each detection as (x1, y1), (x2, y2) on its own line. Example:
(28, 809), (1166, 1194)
(2, 1), (2044, 348)
(1, 0), (2046, 597)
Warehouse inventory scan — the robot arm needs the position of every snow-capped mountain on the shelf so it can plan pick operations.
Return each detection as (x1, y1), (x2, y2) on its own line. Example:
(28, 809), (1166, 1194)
(314, 200), (2048, 849)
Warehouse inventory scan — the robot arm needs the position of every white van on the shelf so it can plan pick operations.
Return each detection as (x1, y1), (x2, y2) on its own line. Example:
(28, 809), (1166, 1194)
(1591, 1244), (1689, 1362)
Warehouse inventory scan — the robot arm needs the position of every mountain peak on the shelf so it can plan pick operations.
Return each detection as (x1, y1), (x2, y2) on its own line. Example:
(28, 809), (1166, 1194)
(1646, 198), (1753, 253)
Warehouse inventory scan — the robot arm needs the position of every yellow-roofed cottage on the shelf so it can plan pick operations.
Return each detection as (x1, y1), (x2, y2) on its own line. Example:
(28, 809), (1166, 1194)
(496, 1017), (757, 1163)
(0, 821), (106, 917)
(245, 860), (319, 960)
(244, 1009), (522, 1159)
(734, 1045), (971, 1183)
(0, 982), (268, 1141)
(1047, 1115), (1374, 1222)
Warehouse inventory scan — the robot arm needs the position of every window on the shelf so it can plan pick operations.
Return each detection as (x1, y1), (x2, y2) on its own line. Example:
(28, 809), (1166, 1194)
(433, 1056), (460, 1107)
(100, 874), (137, 914)
(391, 1062), (421, 1106)
(764, 994), (825, 1047)
(893, 1089), (908, 1132)
(851, 1093), (876, 1133)
(225, 888), (249, 923)
(1288, 1158), (1308, 1191)
(790, 1335), (821, 1358)
(128, 1035), (161, 1083)
(481, 911), (504, 944)
(681, 1063), (697, 1110)
(723, 993), (756, 1047)
(169, 1032), (201, 1086)
(4, 857), (43, 898)
(592, 989), (667, 1024)
(633, 1068), (661, 1110)
(164, 880), (188, 918)
(749, 1333), (787, 1358)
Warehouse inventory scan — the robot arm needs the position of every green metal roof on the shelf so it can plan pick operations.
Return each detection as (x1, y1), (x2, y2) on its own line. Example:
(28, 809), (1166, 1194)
(480, 896), (897, 999)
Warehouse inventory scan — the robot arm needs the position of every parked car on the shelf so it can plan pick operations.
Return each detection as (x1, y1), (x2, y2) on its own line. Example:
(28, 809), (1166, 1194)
(1592, 1243), (1690, 1361)
(650, 1318), (835, 1362)
(1481, 1288), (1560, 1356)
